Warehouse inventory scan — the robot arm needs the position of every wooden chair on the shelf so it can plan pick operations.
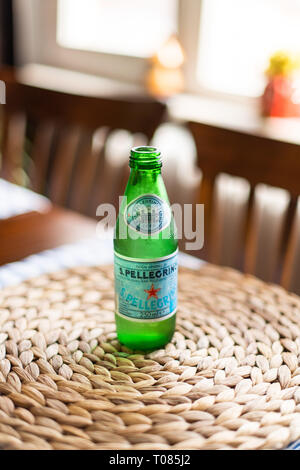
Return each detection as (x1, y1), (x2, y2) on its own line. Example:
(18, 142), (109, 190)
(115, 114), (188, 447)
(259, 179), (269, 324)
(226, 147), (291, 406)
(188, 120), (300, 294)
(0, 79), (166, 216)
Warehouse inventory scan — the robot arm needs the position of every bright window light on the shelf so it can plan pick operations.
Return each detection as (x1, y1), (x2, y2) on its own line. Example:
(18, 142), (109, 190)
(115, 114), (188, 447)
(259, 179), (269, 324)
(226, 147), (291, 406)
(57, 0), (178, 58)
(197, 0), (300, 97)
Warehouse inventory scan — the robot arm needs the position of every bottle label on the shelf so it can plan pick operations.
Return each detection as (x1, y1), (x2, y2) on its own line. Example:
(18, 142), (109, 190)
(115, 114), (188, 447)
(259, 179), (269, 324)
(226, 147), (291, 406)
(114, 251), (177, 322)
(125, 194), (171, 235)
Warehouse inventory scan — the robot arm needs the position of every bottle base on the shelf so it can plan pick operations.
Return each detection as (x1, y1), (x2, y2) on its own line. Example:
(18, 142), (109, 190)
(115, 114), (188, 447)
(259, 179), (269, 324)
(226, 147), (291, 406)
(115, 313), (176, 352)
(117, 333), (174, 352)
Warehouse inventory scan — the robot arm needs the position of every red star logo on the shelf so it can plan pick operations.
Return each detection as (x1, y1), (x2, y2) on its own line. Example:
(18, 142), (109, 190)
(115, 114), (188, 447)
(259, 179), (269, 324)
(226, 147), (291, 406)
(144, 284), (161, 300)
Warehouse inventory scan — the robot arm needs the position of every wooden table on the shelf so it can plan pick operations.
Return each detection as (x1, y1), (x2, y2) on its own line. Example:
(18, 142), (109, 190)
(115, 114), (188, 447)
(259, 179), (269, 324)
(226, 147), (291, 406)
(0, 206), (97, 266)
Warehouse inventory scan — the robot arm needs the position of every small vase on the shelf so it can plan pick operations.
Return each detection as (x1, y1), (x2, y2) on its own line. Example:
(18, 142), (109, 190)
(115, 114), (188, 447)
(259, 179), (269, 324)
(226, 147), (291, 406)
(261, 75), (300, 117)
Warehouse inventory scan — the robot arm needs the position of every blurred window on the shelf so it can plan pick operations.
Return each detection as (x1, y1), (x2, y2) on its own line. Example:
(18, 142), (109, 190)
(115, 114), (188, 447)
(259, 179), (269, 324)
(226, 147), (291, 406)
(197, 0), (300, 97)
(57, 0), (178, 58)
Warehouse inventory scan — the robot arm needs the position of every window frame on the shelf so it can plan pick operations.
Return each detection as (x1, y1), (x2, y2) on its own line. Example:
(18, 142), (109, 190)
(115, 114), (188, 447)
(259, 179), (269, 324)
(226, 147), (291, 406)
(13, 0), (254, 103)
(14, 0), (152, 84)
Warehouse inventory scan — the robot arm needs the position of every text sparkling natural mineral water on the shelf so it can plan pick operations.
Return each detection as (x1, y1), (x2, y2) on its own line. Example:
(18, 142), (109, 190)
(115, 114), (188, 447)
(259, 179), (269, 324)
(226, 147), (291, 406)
(114, 146), (178, 350)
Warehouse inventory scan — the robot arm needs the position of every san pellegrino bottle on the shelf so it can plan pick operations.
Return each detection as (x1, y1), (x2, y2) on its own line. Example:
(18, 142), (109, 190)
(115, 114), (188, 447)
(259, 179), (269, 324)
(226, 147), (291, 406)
(114, 146), (178, 350)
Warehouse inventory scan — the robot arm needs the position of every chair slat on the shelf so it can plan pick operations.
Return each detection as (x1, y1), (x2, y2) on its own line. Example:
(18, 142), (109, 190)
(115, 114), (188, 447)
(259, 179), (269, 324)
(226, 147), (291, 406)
(97, 129), (134, 211)
(245, 184), (290, 282)
(0, 111), (26, 184)
(68, 130), (94, 213)
(210, 173), (250, 269)
(48, 126), (81, 206)
(151, 123), (199, 206)
(29, 121), (55, 194)
(281, 198), (300, 294)
(68, 127), (110, 214)
(116, 132), (148, 202)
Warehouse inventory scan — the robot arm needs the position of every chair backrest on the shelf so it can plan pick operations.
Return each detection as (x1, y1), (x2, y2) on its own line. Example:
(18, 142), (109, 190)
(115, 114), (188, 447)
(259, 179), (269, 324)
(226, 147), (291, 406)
(188, 120), (300, 294)
(0, 80), (166, 215)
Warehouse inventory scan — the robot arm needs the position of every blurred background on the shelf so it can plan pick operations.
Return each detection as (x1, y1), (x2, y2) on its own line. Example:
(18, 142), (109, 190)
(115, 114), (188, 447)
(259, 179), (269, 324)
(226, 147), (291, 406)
(1, 0), (300, 293)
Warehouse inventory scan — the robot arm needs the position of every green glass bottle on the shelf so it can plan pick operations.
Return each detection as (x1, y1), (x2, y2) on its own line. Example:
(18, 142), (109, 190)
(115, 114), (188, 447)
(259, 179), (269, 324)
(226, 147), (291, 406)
(114, 146), (178, 351)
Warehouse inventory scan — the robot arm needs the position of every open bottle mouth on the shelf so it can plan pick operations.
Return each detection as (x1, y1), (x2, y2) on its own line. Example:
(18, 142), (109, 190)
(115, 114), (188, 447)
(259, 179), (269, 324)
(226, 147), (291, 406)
(129, 146), (162, 169)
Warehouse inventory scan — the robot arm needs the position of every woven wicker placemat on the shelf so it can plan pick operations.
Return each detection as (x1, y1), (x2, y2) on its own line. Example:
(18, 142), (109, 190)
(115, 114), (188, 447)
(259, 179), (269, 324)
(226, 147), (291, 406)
(0, 263), (300, 450)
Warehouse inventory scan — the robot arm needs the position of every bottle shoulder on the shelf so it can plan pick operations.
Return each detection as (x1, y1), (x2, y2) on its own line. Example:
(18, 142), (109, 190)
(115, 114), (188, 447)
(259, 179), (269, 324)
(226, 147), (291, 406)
(114, 168), (177, 259)
(114, 238), (178, 260)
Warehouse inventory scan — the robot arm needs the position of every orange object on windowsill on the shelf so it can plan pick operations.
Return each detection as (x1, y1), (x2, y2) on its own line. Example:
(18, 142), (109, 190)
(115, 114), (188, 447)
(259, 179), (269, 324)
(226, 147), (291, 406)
(261, 75), (300, 117)
(261, 51), (300, 118)
(146, 35), (185, 99)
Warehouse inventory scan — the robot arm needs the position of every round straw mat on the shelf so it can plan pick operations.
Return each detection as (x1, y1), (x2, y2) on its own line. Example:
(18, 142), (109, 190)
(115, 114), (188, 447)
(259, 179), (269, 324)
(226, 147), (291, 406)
(0, 263), (300, 450)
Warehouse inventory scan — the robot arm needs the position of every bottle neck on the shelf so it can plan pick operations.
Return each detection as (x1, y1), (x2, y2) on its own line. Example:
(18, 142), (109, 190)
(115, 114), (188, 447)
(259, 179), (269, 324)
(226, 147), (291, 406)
(126, 145), (166, 196)
(128, 167), (162, 187)
(129, 146), (162, 170)
(130, 167), (162, 176)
